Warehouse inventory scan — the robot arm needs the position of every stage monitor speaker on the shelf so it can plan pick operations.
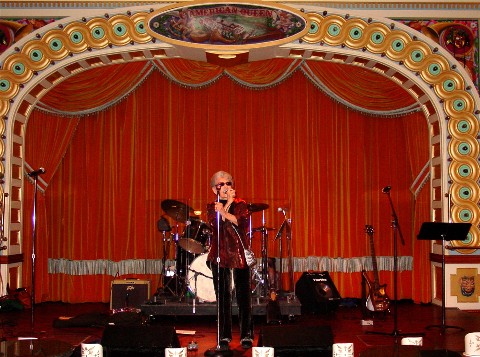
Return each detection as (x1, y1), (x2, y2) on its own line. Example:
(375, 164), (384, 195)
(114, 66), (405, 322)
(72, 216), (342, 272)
(101, 325), (180, 357)
(295, 271), (341, 313)
(110, 279), (150, 310)
(258, 325), (333, 356)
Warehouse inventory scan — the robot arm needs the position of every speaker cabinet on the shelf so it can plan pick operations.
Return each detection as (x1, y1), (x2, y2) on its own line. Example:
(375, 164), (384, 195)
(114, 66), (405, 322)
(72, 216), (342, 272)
(110, 279), (150, 310)
(102, 325), (180, 356)
(259, 325), (333, 356)
(295, 271), (341, 313)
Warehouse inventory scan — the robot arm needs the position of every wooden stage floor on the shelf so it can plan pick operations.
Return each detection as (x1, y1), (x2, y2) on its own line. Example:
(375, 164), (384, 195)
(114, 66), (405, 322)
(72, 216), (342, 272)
(0, 297), (479, 356)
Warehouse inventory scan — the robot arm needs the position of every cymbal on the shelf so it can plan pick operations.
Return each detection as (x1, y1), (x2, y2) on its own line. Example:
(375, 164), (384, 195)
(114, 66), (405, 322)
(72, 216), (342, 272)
(248, 202), (269, 212)
(161, 199), (193, 222)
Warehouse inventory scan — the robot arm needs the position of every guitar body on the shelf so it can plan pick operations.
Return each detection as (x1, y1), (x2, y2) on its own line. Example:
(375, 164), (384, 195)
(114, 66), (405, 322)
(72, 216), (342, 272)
(362, 270), (390, 312)
(363, 225), (390, 312)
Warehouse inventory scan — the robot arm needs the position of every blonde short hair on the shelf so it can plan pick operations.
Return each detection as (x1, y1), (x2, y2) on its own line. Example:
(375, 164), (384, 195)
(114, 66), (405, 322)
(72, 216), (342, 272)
(210, 171), (233, 188)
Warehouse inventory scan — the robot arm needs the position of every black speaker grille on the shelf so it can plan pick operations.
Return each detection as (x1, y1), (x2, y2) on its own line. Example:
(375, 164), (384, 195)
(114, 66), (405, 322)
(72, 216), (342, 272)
(295, 271), (341, 313)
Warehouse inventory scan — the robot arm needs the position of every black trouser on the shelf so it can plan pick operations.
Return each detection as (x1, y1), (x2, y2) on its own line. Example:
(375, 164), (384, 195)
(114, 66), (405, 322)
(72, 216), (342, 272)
(211, 265), (253, 342)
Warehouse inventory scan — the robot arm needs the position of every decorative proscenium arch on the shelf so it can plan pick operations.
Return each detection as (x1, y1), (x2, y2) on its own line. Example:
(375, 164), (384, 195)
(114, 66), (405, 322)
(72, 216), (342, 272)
(0, 3), (479, 289)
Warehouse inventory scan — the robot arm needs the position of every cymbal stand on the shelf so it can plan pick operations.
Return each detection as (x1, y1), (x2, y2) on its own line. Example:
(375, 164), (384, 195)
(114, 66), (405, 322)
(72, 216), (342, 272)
(274, 219), (285, 292)
(161, 233), (177, 296)
(251, 267), (264, 295)
(156, 217), (173, 296)
(260, 210), (269, 298)
(248, 213), (264, 296)
(168, 221), (189, 301)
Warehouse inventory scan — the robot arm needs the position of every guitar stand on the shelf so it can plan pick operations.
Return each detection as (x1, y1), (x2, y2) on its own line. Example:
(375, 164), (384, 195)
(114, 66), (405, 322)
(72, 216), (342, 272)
(418, 221), (471, 334)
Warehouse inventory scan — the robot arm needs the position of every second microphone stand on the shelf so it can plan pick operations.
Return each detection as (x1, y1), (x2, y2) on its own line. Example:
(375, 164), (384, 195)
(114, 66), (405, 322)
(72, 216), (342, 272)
(368, 186), (423, 342)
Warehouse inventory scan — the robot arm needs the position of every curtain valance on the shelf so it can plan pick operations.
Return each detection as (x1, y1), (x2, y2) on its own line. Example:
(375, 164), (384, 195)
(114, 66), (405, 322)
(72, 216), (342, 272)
(35, 58), (420, 117)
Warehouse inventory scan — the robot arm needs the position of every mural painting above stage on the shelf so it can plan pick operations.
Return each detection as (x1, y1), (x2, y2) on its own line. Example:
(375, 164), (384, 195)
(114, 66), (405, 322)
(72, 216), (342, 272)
(146, 2), (309, 48)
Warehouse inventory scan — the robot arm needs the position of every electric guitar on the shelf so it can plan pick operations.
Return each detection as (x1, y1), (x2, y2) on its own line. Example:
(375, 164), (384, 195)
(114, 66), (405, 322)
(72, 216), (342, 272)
(362, 225), (390, 312)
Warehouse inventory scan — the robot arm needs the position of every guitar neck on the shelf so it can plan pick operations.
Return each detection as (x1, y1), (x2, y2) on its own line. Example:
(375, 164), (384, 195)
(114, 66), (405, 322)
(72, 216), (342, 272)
(366, 226), (380, 288)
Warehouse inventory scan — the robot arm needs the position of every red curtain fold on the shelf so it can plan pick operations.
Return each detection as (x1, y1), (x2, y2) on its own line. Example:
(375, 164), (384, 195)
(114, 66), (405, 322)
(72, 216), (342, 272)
(303, 61), (418, 111)
(225, 58), (301, 85)
(37, 61), (152, 114)
(154, 58), (223, 84)
(36, 59), (417, 116)
(24, 68), (430, 303)
(23, 111), (80, 302)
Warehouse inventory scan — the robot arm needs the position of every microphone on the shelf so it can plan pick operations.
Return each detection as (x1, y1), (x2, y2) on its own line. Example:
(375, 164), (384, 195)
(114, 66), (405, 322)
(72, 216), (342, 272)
(28, 167), (45, 177)
(382, 186), (391, 194)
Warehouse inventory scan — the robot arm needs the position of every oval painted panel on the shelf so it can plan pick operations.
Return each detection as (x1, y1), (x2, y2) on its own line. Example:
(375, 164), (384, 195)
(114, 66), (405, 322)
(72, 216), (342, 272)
(146, 2), (309, 49)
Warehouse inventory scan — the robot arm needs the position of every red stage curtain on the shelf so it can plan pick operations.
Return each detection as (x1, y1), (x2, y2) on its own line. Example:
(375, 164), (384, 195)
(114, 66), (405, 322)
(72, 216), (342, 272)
(24, 62), (430, 304)
(36, 59), (417, 115)
(23, 111), (80, 302)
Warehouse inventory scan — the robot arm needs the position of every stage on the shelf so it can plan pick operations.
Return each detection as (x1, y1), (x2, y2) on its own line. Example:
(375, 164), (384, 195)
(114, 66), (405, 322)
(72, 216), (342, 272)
(141, 294), (302, 317)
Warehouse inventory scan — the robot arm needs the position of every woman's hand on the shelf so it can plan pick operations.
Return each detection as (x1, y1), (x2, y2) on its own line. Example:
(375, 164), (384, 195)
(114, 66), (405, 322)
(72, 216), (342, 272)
(224, 188), (236, 204)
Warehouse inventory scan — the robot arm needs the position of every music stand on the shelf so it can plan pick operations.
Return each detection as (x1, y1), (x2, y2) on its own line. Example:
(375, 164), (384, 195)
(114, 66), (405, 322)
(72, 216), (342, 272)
(417, 222), (471, 333)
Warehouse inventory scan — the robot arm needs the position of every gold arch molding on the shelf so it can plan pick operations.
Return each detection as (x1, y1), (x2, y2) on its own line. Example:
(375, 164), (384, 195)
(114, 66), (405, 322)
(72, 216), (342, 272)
(0, 3), (479, 256)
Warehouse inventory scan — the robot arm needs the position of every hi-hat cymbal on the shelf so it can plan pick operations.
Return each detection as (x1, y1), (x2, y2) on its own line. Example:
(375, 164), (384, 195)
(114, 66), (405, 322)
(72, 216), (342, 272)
(161, 199), (193, 222)
(248, 202), (269, 212)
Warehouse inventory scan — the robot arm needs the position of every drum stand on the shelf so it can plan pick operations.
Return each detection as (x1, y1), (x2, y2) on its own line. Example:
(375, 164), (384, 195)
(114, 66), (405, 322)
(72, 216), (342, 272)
(156, 217), (176, 297)
(249, 225), (271, 298)
(165, 224), (190, 301)
(251, 266), (265, 295)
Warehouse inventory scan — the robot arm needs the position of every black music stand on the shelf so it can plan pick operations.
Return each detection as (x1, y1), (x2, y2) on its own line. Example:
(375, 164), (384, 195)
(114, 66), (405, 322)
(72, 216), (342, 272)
(417, 222), (471, 333)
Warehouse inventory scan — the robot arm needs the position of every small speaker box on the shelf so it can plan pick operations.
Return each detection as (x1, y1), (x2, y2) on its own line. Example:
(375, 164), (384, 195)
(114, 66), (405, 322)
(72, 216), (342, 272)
(295, 271), (341, 313)
(110, 279), (150, 310)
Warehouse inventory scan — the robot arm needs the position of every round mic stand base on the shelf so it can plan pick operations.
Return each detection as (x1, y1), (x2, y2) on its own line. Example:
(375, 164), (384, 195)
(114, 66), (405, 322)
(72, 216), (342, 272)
(204, 346), (233, 357)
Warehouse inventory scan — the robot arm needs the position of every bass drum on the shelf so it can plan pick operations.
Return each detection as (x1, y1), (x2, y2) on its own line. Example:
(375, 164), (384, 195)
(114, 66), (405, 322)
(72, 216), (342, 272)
(187, 253), (234, 302)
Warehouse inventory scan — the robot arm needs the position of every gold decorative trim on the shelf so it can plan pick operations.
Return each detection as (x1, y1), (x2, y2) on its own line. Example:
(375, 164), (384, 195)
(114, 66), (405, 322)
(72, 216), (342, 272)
(0, 4), (479, 257)
(2, 1), (480, 11)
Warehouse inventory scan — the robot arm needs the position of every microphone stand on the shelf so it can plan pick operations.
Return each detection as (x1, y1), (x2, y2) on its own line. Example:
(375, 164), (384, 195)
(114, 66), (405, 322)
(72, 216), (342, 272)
(28, 168), (44, 333)
(367, 186), (423, 343)
(205, 189), (232, 357)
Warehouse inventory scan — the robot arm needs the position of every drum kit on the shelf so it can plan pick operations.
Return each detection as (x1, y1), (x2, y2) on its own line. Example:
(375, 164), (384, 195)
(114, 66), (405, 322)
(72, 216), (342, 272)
(157, 198), (277, 302)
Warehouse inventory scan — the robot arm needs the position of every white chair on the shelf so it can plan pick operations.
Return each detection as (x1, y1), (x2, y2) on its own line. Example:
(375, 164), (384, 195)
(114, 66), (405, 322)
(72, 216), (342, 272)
(252, 346), (274, 357)
(465, 332), (480, 356)
(81, 343), (103, 357)
(401, 337), (423, 346)
(332, 342), (354, 357)
(165, 347), (188, 357)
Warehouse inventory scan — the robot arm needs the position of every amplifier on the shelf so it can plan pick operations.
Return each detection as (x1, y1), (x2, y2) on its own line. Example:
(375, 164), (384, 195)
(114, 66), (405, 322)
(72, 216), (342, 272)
(295, 271), (341, 313)
(110, 279), (150, 310)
